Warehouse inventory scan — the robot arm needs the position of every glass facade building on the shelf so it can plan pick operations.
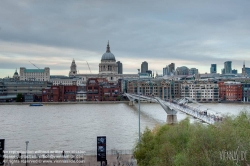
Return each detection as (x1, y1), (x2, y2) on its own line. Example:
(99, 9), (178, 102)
(210, 64), (217, 73)
(224, 61), (232, 74)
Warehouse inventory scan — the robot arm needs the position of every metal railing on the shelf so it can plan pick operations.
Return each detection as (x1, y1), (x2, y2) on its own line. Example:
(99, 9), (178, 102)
(125, 93), (223, 125)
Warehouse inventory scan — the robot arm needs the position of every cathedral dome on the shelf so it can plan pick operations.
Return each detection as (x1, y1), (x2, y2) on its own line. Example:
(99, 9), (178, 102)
(101, 52), (116, 61)
(101, 42), (116, 61)
(13, 69), (19, 79)
(14, 69), (18, 76)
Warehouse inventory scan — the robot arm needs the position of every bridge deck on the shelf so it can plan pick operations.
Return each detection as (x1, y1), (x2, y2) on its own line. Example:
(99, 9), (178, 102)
(125, 93), (222, 125)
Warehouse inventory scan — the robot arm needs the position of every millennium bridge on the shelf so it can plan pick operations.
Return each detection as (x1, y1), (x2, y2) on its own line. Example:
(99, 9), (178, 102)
(124, 93), (223, 125)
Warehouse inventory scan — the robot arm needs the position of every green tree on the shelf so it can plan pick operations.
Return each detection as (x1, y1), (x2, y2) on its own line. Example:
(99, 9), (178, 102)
(134, 111), (250, 166)
(16, 93), (23, 102)
(116, 96), (121, 101)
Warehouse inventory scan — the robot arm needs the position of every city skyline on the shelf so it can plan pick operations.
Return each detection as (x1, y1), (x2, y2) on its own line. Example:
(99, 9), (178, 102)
(1, 0), (250, 78)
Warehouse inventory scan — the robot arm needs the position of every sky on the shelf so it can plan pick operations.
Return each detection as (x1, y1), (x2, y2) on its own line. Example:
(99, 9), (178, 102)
(0, 0), (250, 78)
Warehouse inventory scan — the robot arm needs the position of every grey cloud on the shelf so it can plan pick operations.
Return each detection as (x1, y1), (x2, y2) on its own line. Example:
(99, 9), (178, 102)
(0, 0), (250, 76)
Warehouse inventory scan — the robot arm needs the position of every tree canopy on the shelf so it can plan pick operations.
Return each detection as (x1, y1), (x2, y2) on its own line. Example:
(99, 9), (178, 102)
(134, 111), (250, 166)
(16, 93), (23, 102)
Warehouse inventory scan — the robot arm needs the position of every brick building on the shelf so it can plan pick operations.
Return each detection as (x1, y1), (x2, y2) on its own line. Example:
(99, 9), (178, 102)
(42, 85), (77, 102)
(86, 78), (120, 101)
(219, 81), (242, 101)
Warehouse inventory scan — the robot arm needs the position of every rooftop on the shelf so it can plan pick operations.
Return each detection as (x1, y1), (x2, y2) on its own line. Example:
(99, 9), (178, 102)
(24, 69), (45, 73)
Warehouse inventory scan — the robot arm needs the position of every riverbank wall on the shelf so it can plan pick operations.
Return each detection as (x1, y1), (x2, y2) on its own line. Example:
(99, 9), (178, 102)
(0, 101), (130, 105)
(1, 101), (250, 105)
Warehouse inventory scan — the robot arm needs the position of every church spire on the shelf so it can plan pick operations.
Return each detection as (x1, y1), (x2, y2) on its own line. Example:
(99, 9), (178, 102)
(242, 60), (246, 76)
(106, 40), (110, 53)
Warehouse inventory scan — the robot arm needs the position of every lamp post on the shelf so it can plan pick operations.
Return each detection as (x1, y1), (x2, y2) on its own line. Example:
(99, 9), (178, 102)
(137, 69), (141, 142)
(25, 141), (29, 166)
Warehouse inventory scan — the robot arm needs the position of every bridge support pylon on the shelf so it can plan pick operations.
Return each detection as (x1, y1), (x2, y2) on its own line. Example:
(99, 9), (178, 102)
(129, 100), (134, 106)
(167, 114), (177, 125)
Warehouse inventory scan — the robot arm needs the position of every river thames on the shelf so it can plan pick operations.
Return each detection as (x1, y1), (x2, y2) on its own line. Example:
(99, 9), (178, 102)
(1, 103), (250, 151)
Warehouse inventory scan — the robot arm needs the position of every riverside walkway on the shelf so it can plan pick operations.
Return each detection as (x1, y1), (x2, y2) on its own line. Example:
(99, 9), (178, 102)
(3, 150), (136, 166)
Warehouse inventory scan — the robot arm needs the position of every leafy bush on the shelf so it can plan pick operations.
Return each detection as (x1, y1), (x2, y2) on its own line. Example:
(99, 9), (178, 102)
(134, 111), (250, 166)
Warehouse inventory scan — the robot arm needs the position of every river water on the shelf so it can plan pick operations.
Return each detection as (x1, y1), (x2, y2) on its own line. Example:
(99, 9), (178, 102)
(0, 103), (250, 151)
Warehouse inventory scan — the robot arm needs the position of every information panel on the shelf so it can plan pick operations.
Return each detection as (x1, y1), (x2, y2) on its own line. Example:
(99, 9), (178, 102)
(0, 140), (4, 151)
(97, 136), (106, 161)
(0, 139), (5, 165)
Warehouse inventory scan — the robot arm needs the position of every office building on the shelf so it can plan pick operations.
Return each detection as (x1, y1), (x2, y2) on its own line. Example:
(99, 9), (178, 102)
(181, 81), (219, 102)
(126, 79), (181, 100)
(221, 68), (225, 74)
(168, 63), (175, 74)
(210, 64), (217, 73)
(232, 69), (237, 74)
(19, 67), (50, 81)
(224, 61), (232, 74)
(0, 80), (52, 102)
(163, 67), (168, 76)
(49, 75), (83, 86)
(189, 68), (199, 75)
(176, 66), (189, 75)
(242, 83), (250, 102)
(246, 68), (250, 76)
(117, 61), (123, 74)
(146, 70), (152, 77)
(163, 63), (175, 76)
(141, 61), (148, 73)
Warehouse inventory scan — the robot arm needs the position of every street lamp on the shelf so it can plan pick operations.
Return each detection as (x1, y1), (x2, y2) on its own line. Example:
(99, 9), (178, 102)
(137, 69), (141, 142)
(25, 141), (29, 166)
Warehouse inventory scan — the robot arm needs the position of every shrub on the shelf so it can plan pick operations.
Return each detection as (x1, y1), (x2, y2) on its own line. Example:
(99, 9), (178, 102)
(134, 111), (250, 166)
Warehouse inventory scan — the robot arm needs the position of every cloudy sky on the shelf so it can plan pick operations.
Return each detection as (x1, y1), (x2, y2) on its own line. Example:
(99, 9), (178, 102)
(0, 0), (250, 78)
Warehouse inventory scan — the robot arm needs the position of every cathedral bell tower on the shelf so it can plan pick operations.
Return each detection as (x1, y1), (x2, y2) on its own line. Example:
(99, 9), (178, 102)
(69, 59), (77, 76)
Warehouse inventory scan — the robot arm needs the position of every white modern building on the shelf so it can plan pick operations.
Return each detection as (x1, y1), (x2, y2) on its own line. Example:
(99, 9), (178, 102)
(49, 75), (83, 86)
(181, 81), (219, 102)
(19, 67), (50, 81)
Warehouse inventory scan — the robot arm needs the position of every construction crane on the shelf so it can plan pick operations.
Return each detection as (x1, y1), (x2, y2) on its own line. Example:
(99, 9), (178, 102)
(29, 61), (40, 69)
(85, 61), (92, 74)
